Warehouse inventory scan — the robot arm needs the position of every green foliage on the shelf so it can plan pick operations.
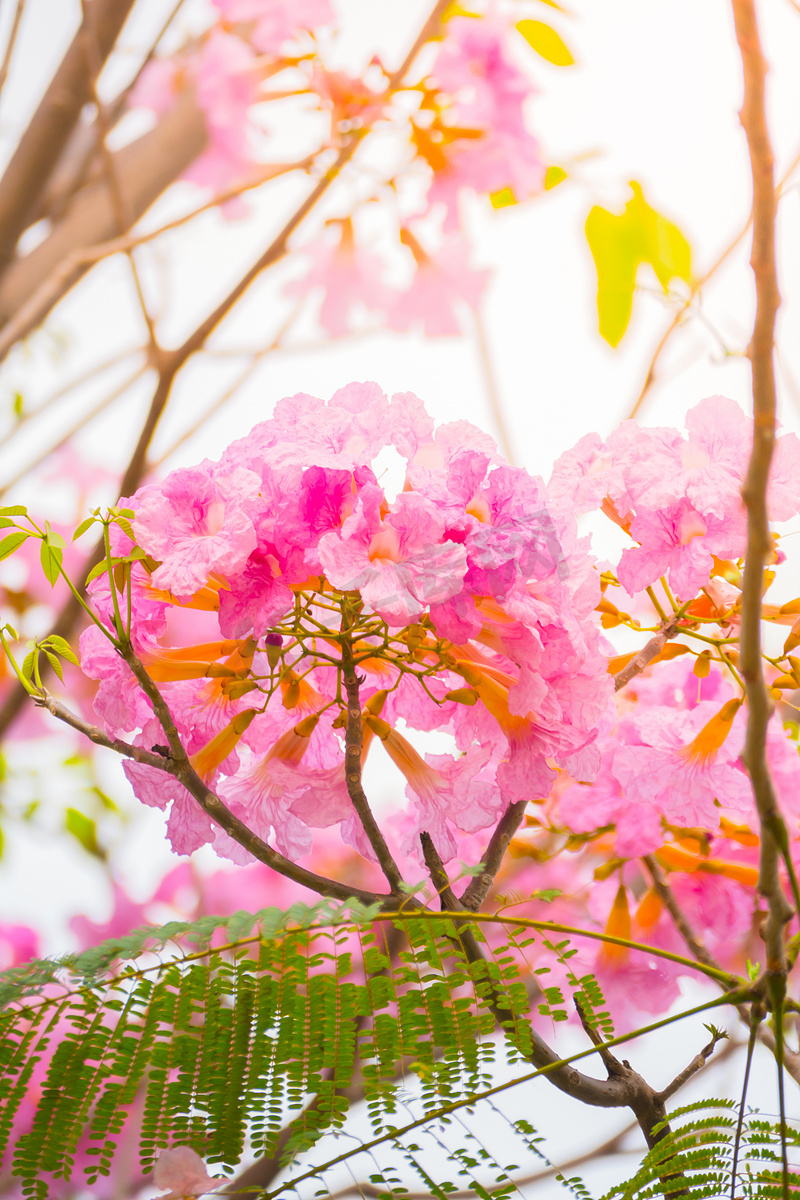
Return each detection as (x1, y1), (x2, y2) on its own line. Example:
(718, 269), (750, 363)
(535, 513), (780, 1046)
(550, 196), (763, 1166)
(585, 181), (692, 346)
(0, 902), (786, 1199)
(603, 1099), (800, 1200)
(0, 900), (566, 1196)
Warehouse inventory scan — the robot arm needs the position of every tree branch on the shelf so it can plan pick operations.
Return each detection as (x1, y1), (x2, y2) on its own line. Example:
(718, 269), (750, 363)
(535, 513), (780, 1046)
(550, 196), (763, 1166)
(340, 627), (404, 892)
(460, 800), (527, 910)
(731, 0), (794, 969)
(0, 0), (136, 279)
(613, 617), (680, 693)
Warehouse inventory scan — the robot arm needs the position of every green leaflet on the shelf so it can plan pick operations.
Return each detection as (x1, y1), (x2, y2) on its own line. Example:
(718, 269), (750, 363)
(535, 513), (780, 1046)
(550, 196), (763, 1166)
(0, 902), (556, 1194)
(603, 1099), (800, 1200)
(0, 901), (771, 1200)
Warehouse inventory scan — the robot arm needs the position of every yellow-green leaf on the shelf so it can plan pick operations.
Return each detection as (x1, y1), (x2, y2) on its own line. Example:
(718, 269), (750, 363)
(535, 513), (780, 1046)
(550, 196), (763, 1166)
(585, 181), (692, 347)
(490, 187), (517, 209)
(516, 20), (574, 66)
(544, 166), (567, 190)
(65, 807), (103, 859)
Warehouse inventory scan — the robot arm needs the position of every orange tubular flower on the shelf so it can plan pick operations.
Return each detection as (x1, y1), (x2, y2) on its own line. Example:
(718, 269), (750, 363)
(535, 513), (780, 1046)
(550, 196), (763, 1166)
(599, 885), (631, 965)
(677, 698), (742, 767)
(190, 708), (259, 780)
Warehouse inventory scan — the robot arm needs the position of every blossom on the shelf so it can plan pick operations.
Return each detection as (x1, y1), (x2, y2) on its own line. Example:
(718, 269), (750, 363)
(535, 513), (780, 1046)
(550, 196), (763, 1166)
(213, 0), (334, 54)
(133, 464), (260, 601)
(318, 484), (468, 625)
(154, 1146), (223, 1199)
(285, 222), (394, 337)
(386, 232), (490, 337)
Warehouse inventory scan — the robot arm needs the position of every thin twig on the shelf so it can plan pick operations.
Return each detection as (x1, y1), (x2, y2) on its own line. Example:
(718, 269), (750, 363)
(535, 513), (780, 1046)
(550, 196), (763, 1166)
(628, 140), (800, 419)
(340, 620), (404, 892)
(472, 305), (515, 465)
(658, 1028), (728, 1102)
(460, 800), (528, 910)
(732, 0), (794, 953)
(613, 618), (680, 693)
(0, 0), (25, 101)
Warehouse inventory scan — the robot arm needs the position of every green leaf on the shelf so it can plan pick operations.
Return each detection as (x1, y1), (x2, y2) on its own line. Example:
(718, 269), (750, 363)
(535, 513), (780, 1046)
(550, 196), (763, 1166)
(21, 650), (35, 681)
(65, 808), (102, 858)
(85, 560), (115, 587)
(0, 531), (29, 561)
(43, 650), (64, 683)
(39, 541), (63, 586)
(516, 19), (574, 65)
(72, 517), (96, 541)
(114, 517), (136, 542)
(585, 181), (692, 347)
(544, 165), (567, 190)
(490, 187), (517, 209)
(0, 505), (27, 517)
(43, 635), (79, 666)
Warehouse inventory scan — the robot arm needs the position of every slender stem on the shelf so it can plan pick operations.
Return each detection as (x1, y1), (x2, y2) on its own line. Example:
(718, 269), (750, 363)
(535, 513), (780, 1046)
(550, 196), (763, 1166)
(460, 800), (528, 910)
(613, 617), (680, 693)
(339, 612), (404, 892)
(731, 0), (795, 975)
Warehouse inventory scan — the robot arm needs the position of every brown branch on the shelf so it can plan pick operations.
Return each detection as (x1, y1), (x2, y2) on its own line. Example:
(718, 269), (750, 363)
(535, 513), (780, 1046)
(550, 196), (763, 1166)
(0, 0), (25, 101)
(628, 140), (800, 420)
(0, 87), (208, 339)
(340, 627), (404, 892)
(32, 689), (179, 771)
(658, 1028), (728, 1102)
(460, 800), (527, 910)
(0, 0), (136, 279)
(573, 998), (669, 1150)
(420, 831), (460, 910)
(731, 0), (794, 971)
(613, 618), (680, 693)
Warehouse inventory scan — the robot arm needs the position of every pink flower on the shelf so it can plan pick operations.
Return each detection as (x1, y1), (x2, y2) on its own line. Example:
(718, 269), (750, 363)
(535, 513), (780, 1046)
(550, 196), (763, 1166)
(285, 222), (394, 337)
(318, 485), (468, 625)
(133, 464), (260, 601)
(0, 924), (39, 968)
(385, 232), (490, 337)
(184, 30), (260, 189)
(154, 1146), (223, 1199)
(213, 0), (334, 54)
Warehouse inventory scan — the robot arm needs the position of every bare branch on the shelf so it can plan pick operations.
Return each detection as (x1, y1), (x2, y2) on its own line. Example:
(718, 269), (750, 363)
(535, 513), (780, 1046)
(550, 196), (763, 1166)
(420, 831), (460, 910)
(613, 618), (681, 693)
(460, 800), (527, 910)
(33, 689), (179, 771)
(340, 627), (404, 892)
(0, 0), (25, 102)
(731, 0), (795, 967)
(658, 1028), (728, 1102)
(0, 0), (136, 278)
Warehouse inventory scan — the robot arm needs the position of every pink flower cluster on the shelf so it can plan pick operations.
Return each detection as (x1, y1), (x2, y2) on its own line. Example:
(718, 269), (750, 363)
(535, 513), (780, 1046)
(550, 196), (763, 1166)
(548, 395), (800, 598)
(80, 384), (610, 866)
(129, 5), (543, 338)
